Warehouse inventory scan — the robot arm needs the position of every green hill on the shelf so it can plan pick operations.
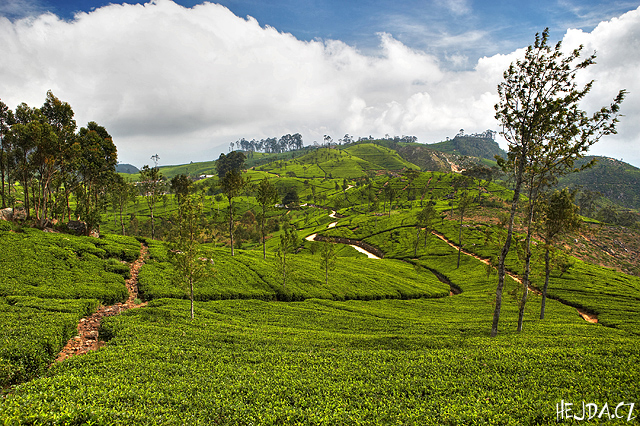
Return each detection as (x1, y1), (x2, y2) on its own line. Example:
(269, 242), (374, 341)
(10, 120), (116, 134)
(343, 143), (419, 171)
(427, 135), (506, 161)
(115, 163), (139, 174)
(559, 156), (640, 210)
(254, 146), (418, 179)
(157, 160), (218, 179)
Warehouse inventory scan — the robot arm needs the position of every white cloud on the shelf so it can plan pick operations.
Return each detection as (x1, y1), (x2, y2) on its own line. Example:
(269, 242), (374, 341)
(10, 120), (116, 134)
(0, 0), (638, 168)
(439, 0), (472, 16)
(0, 0), (46, 19)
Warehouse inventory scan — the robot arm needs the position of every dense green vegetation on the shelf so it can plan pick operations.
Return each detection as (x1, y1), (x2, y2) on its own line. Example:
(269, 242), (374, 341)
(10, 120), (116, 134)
(2, 93), (639, 423)
(0, 228), (141, 387)
(1, 231), (638, 424)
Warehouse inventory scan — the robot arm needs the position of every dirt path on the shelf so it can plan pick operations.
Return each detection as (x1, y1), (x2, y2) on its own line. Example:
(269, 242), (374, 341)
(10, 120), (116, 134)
(305, 212), (381, 259)
(54, 244), (148, 363)
(432, 231), (598, 324)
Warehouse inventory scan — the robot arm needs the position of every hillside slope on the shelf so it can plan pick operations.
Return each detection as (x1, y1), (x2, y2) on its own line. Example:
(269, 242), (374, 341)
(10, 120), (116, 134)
(559, 156), (640, 210)
(427, 136), (505, 161)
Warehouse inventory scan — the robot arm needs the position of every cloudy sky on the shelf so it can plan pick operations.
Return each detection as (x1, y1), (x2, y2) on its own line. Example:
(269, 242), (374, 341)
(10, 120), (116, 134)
(1, 0), (639, 168)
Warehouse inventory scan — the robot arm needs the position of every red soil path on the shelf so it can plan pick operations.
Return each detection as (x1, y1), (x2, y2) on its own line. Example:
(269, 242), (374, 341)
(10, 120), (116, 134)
(54, 244), (148, 363)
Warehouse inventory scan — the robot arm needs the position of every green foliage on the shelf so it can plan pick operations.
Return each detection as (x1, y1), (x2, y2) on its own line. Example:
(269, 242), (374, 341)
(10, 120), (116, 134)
(319, 240), (337, 286)
(0, 296), (99, 386)
(1, 296), (638, 424)
(428, 135), (505, 161)
(169, 195), (214, 319)
(216, 151), (246, 179)
(0, 230), (129, 303)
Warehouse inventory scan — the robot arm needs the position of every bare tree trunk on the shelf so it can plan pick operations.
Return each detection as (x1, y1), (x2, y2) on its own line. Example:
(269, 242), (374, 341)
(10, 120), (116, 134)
(540, 247), (550, 319)
(151, 206), (155, 239)
(228, 199), (234, 256)
(190, 276), (194, 320)
(517, 187), (539, 332)
(261, 209), (266, 260)
(119, 204), (125, 235)
(491, 154), (525, 337)
(457, 214), (463, 269)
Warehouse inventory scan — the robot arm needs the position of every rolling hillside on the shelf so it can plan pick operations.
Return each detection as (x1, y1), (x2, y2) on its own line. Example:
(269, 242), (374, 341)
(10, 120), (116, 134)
(426, 135), (506, 161)
(559, 156), (640, 210)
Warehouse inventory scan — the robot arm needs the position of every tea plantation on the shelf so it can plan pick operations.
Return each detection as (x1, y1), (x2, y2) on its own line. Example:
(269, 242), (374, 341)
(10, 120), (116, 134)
(2, 219), (640, 424)
(1, 167), (640, 424)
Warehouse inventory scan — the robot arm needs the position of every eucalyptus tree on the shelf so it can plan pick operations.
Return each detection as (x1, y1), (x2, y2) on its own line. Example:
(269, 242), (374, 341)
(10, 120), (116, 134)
(76, 122), (118, 233)
(414, 202), (436, 258)
(382, 183), (396, 217)
(170, 194), (211, 319)
(41, 91), (78, 220)
(219, 169), (246, 256)
(455, 190), (475, 269)
(170, 173), (192, 204)
(491, 28), (626, 336)
(537, 189), (581, 319)
(10, 103), (41, 218)
(111, 174), (137, 235)
(216, 151), (246, 179)
(139, 164), (164, 239)
(319, 239), (337, 286)
(0, 100), (15, 209)
(255, 177), (278, 259)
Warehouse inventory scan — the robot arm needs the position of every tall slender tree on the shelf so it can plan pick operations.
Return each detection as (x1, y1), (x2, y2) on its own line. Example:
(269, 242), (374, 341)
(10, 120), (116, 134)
(0, 100), (15, 209)
(319, 239), (337, 286)
(219, 169), (246, 256)
(414, 202), (436, 257)
(41, 91), (78, 221)
(139, 164), (164, 239)
(455, 190), (475, 269)
(491, 28), (625, 336)
(76, 122), (118, 234)
(255, 177), (278, 259)
(537, 189), (581, 319)
(169, 194), (211, 319)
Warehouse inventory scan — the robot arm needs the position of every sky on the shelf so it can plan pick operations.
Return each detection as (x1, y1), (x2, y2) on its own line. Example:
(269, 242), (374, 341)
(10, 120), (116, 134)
(0, 0), (639, 168)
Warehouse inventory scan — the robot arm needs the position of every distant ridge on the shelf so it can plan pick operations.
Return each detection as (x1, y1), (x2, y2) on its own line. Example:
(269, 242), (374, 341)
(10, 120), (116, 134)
(559, 156), (640, 210)
(427, 135), (506, 161)
(116, 163), (140, 174)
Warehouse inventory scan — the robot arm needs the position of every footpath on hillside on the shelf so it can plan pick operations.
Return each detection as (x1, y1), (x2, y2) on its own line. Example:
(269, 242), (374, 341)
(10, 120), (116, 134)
(304, 206), (599, 325)
(54, 244), (148, 363)
(431, 230), (598, 324)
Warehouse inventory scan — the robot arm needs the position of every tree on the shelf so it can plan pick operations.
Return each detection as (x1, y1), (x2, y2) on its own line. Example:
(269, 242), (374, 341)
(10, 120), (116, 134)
(537, 189), (581, 319)
(455, 190), (475, 269)
(414, 203), (436, 257)
(169, 194), (212, 319)
(72, 121), (118, 234)
(274, 224), (298, 290)
(219, 169), (246, 256)
(282, 187), (299, 207)
(110, 174), (137, 235)
(382, 183), (396, 217)
(0, 100), (15, 209)
(170, 174), (192, 204)
(255, 177), (279, 259)
(490, 28), (625, 336)
(319, 239), (337, 286)
(215, 151), (246, 179)
(41, 91), (77, 221)
(139, 165), (164, 239)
